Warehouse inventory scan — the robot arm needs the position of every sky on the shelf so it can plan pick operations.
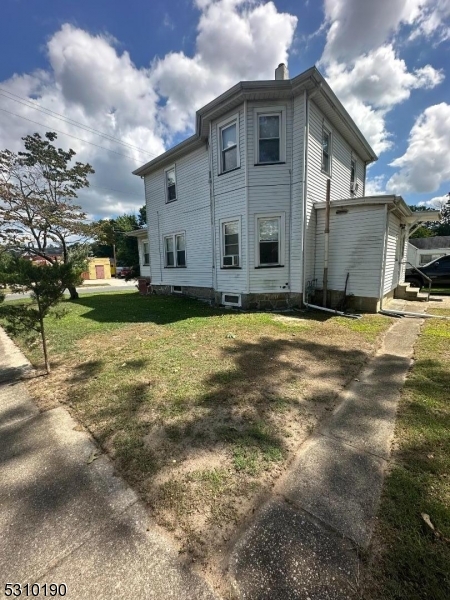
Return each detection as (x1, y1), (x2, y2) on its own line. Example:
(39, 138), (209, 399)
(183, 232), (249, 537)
(1, 0), (449, 221)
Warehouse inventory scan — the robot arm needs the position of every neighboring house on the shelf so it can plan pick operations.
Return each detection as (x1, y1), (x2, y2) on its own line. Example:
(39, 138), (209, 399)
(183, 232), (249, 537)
(407, 236), (450, 267)
(81, 257), (111, 280)
(132, 64), (440, 312)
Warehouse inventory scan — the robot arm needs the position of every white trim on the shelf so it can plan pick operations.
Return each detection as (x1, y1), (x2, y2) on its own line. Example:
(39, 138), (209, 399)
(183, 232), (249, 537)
(254, 212), (286, 267)
(254, 106), (286, 164)
(163, 230), (186, 267)
(217, 112), (240, 174)
(219, 216), (242, 268)
(164, 164), (177, 203)
(222, 292), (241, 307)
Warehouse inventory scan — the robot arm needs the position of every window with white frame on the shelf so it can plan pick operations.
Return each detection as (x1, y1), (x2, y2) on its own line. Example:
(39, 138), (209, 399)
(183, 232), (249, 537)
(221, 219), (240, 267)
(165, 166), (177, 202)
(164, 232), (186, 267)
(322, 127), (331, 175)
(255, 214), (285, 267)
(142, 241), (149, 265)
(254, 107), (285, 164)
(350, 158), (357, 193)
(219, 117), (239, 173)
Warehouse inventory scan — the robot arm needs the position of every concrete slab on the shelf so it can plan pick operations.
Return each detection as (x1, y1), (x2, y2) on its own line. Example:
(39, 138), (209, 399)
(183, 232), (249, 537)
(230, 500), (358, 600)
(0, 328), (32, 382)
(0, 381), (39, 428)
(284, 436), (385, 548)
(36, 503), (217, 600)
(320, 354), (410, 459)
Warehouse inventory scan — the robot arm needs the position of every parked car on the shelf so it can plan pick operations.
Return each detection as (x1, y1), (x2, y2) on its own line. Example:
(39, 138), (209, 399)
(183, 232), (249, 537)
(116, 266), (134, 279)
(405, 254), (450, 288)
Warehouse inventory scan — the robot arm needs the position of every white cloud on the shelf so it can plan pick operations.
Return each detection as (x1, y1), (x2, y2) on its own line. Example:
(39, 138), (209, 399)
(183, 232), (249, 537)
(0, 1), (298, 218)
(365, 175), (386, 196)
(418, 194), (449, 210)
(387, 103), (450, 193)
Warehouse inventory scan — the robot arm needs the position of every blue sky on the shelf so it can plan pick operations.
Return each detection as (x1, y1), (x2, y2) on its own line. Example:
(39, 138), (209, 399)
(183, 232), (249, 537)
(1, 0), (449, 218)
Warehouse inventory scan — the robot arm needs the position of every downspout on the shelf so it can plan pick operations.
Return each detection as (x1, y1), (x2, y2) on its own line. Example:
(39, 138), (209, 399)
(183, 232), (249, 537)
(288, 94), (294, 296)
(157, 210), (162, 283)
(301, 90), (309, 305)
(208, 122), (216, 294)
(323, 178), (331, 307)
(244, 100), (250, 295)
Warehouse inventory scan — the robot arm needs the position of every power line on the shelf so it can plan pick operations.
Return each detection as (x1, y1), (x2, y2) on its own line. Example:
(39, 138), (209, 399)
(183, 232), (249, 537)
(0, 106), (141, 161)
(0, 88), (159, 159)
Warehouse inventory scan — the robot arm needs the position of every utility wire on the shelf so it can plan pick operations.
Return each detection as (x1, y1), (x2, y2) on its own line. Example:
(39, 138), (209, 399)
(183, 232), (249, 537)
(0, 88), (158, 159)
(0, 106), (141, 161)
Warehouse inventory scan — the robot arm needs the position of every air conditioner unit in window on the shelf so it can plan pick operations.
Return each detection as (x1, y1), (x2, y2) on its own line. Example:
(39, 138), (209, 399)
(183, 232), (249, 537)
(350, 182), (359, 194)
(223, 255), (239, 267)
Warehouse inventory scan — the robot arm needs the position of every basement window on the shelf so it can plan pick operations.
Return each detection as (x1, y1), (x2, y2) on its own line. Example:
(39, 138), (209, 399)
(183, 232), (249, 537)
(172, 285), (182, 293)
(222, 293), (241, 307)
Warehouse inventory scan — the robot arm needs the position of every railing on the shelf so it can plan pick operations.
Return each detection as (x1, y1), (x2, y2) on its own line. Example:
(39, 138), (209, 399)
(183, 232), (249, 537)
(402, 261), (432, 301)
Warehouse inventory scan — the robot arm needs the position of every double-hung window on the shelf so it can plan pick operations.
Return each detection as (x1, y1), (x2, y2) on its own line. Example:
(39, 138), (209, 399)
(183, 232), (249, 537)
(165, 166), (177, 203)
(221, 219), (240, 267)
(142, 241), (150, 266)
(254, 107), (285, 164)
(322, 127), (331, 175)
(255, 214), (285, 267)
(350, 158), (358, 194)
(164, 232), (186, 267)
(218, 114), (239, 174)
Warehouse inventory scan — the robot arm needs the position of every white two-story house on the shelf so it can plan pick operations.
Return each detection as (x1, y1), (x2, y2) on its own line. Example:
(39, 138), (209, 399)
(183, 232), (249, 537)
(133, 65), (439, 312)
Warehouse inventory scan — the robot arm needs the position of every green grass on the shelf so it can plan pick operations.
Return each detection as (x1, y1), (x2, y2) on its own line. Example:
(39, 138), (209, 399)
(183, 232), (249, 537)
(365, 309), (450, 599)
(2, 291), (393, 562)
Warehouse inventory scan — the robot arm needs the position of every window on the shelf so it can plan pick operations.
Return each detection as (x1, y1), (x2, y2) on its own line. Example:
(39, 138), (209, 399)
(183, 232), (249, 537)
(254, 107), (285, 164)
(221, 219), (240, 267)
(172, 285), (182, 293)
(350, 159), (357, 193)
(164, 232), (186, 267)
(165, 166), (177, 203)
(221, 122), (238, 173)
(255, 214), (285, 267)
(222, 293), (241, 307)
(420, 253), (446, 265)
(322, 128), (331, 175)
(142, 241), (149, 266)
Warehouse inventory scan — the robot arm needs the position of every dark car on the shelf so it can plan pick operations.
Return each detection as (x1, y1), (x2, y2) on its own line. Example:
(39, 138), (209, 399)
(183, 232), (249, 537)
(405, 254), (450, 288)
(116, 266), (134, 279)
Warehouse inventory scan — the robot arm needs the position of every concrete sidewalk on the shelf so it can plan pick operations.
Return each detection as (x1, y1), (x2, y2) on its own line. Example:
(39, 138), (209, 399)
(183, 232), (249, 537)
(230, 316), (423, 599)
(0, 329), (217, 600)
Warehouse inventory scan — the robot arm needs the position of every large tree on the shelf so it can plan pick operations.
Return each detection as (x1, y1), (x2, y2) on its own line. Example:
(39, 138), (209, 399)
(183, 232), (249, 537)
(92, 213), (142, 271)
(0, 132), (94, 299)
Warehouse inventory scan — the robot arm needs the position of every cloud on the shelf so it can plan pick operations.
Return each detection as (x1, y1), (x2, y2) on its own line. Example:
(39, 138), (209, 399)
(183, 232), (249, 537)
(418, 194), (449, 210)
(0, 1), (298, 219)
(387, 103), (450, 193)
(365, 175), (386, 196)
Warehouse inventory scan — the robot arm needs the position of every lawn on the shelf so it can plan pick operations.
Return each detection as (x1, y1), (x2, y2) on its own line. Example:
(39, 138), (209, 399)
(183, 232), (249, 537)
(5, 291), (392, 569)
(363, 309), (450, 599)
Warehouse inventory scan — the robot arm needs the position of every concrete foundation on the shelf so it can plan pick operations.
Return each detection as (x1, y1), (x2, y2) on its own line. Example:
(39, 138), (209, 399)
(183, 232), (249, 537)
(312, 288), (393, 313)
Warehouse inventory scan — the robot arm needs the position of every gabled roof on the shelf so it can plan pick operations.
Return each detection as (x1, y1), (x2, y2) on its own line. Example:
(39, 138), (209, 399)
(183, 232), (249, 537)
(133, 66), (377, 177)
(409, 235), (450, 249)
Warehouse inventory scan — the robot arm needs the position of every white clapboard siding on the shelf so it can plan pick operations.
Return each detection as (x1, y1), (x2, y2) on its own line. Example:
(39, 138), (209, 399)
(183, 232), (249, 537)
(383, 212), (400, 294)
(137, 236), (151, 278)
(290, 91), (305, 293)
(144, 144), (212, 288)
(211, 105), (248, 293)
(314, 205), (385, 298)
(304, 101), (365, 287)
(247, 100), (292, 293)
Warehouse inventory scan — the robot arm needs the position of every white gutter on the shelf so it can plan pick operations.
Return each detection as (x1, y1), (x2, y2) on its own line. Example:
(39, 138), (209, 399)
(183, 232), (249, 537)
(304, 302), (362, 319)
(244, 100), (250, 295)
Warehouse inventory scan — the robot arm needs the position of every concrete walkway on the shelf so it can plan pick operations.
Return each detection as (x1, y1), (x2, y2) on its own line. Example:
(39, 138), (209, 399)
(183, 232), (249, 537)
(230, 316), (423, 599)
(0, 329), (217, 600)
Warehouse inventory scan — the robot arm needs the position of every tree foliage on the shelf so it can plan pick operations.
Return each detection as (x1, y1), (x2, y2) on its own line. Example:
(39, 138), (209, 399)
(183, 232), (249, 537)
(0, 257), (82, 373)
(0, 132), (94, 299)
(92, 212), (142, 271)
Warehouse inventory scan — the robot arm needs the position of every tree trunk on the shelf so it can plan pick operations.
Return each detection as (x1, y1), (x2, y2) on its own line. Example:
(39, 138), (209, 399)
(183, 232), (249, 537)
(37, 302), (50, 374)
(68, 285), (79, 300)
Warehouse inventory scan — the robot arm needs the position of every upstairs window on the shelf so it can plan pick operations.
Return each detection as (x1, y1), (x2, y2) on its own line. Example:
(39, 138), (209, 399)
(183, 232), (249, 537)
(322, 128), (331, 175)
(142, 241), (150, 265)
(255, 214), (285, 267)
(258, 114), (280, 163)
(221, 220), (240, 267)
(221, 123), (238, 172)
(164, 232), (186, 267)
(165, 166), (177, 203)
(350, 158), (358, 194)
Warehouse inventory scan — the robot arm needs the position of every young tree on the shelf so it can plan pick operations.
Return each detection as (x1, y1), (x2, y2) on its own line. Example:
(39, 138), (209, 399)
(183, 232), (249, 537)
(0, 132), (94, 299)
(0, 257), (83, 374)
